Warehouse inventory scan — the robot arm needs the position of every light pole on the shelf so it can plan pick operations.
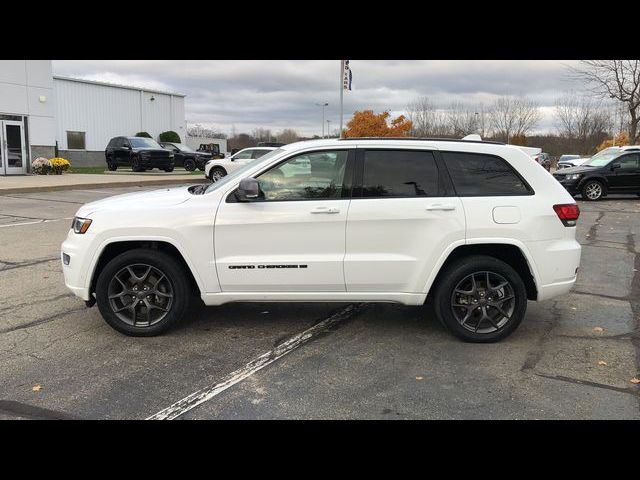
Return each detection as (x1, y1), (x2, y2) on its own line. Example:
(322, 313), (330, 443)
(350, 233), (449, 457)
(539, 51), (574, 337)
(326, 120), (332, 138)
(315, 102), (328, 138)
(474, 112), (479, 135)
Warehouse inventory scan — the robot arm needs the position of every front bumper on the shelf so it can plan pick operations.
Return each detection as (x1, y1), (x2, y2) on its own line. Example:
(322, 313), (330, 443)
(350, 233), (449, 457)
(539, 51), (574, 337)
(61, 229), (93, 301)
(553, 176), (582, 195)
(139, 156), (174, 168)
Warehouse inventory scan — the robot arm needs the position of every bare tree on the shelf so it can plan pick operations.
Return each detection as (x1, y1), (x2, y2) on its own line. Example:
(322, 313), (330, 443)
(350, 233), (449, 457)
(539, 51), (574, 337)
(276, 128), (299, 144)
(554, 93), (612, 153)
(447, 102), (485, 137)
(405, 97), (451, 137)
(570, 60), (640, 143)
(252, 128), (273, 143)
(489, 96), (542, 143)
(187, 123), (227, 139)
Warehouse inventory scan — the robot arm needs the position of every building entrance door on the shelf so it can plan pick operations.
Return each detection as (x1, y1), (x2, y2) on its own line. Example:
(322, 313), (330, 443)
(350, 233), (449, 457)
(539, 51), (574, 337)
(1, 120), (27, 175)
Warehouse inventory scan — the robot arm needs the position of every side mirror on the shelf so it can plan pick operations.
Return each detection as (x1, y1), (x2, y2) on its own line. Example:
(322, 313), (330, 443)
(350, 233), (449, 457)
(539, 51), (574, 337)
(236, 177), (261, 202)
(611, 163), (621, 170)
(124, 145), (131, 150)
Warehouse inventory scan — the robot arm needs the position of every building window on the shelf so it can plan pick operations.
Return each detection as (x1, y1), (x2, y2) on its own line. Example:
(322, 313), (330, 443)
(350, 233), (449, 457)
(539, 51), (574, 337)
(67, 131), (86, 150)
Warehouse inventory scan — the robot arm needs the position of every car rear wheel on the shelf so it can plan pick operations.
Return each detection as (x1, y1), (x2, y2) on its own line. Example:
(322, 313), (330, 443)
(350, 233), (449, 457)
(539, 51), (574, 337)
(183, 158), (196, 171)
(582, 180), (604, 201)
(209, 166), (227, 182)
(95, 248), (192, 336)
(164, 166), (174, 172)
(433, 255), (527, 343)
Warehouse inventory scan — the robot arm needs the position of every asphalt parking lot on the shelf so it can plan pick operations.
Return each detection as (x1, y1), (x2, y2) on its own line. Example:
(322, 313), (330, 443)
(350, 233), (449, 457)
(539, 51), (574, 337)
(0, 185), (638, 419)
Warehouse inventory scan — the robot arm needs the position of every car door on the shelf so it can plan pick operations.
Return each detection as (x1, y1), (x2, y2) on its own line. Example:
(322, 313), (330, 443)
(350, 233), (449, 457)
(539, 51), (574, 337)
(344, 148), (465, 293)
(115, 137), (128, 165)
(214, 148), (354, 292)
(608, 153), (640, 191)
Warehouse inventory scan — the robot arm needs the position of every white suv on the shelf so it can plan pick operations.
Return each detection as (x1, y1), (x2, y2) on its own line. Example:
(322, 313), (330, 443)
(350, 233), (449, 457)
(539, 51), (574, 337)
(204, 147), (276, 181)
(61, 138), (581, 342)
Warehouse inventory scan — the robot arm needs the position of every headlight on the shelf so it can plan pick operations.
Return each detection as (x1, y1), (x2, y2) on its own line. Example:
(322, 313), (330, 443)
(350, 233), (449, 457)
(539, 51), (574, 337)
(72, 217), (92, 234)
(566, 174), (582, 181)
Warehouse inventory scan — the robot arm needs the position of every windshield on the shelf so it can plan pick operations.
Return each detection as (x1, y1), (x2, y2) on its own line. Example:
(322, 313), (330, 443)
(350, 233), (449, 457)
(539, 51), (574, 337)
(130, 138), (162, 149)
(204, 148), (285, 194)
(175, 143), (196, 153)
(583, 148), (623, 167)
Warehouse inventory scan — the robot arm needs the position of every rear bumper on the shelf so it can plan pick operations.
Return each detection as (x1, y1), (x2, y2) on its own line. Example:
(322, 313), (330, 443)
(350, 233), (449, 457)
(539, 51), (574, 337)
(527, 238), (582, 301)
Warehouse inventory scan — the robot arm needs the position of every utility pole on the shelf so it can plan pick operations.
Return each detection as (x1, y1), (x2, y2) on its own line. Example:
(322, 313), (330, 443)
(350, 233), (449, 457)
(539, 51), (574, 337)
(326, 119), (332, 138)
(315, 102), (328, 138)
(339, 60), (344, 138)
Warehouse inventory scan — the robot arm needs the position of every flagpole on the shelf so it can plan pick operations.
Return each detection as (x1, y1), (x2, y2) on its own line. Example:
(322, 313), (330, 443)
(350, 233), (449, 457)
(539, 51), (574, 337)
(339, 60), (344, 139)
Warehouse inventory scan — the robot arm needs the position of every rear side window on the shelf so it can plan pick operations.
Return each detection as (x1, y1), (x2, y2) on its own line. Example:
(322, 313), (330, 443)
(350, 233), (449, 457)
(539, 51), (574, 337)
(362, 150), (439, 198)
(441, 151), (532, 196)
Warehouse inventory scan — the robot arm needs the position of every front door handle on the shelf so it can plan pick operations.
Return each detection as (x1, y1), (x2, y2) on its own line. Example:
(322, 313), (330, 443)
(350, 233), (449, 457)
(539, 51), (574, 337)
(310, 207), (340, 214)
(426, 203), (456, 211)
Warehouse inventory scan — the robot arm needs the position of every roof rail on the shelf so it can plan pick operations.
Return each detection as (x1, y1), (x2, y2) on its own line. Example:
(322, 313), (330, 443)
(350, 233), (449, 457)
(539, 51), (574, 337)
(336, 137), (505, 145)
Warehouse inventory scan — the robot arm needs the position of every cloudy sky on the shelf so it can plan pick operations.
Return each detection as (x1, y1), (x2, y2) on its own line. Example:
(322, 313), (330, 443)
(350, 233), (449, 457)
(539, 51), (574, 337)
(52, 60), (585, 137)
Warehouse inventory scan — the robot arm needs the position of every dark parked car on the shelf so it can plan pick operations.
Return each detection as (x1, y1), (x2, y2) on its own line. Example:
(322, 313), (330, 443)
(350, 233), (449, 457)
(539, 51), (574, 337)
(160, 142), (212, 171)
(105, 136), (174, 172)
(552, 146), (640, 200)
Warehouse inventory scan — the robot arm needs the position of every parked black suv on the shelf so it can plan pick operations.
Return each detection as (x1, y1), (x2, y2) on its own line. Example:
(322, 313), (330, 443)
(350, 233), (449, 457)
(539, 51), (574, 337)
(105, 136), (175, 172)
(553, 146), (640, 200)
(159, 142), (211, 171)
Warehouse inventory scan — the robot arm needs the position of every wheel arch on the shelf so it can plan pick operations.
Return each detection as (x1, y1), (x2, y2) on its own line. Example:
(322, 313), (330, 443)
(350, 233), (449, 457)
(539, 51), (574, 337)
(88, 238), (203, 298)
(425, 242), (539, 301)
(578, 175), (608, 195)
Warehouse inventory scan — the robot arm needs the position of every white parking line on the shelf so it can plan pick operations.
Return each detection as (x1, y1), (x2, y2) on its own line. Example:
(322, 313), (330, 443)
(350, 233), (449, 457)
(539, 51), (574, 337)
(0, 217), (73, 228)
(147, 303), (362, 420)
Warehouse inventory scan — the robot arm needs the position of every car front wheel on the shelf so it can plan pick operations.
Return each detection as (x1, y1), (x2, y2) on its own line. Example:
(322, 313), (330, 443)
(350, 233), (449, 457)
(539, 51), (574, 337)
(183, 158), (196, 171)
(433, 255), (527, 343)
(209, 166), (227, 182)
(582, 180), (604, 201)
(95, 248), (192, 336)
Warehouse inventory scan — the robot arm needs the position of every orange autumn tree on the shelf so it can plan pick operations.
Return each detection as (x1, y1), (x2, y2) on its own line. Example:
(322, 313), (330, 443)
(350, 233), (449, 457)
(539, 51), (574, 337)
(344, 110), (413, 138)
(597, 132), (629, 151)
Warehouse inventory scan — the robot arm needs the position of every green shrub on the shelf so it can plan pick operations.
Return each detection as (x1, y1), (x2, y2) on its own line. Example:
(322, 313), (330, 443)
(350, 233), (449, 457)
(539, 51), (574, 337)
(135, 131), (152, 138)
(159, 131), (181, 143)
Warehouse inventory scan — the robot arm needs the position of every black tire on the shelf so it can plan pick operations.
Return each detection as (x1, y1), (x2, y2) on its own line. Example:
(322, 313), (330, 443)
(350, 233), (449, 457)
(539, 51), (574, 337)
(209, 166), (227, 182)
(95, 248), (193, 336)
(131, 156), (142, 172)
(433, 255), (527, 343)
(164, 166), (174, 172)
(183, 158), (196, 171)
(107, 161), (117, 171)
(581, 179), (604, 201)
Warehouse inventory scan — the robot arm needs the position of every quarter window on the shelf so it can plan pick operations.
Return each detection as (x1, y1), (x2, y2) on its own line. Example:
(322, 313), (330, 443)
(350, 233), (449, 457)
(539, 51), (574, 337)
(67, 131), (86, 150)
(257, 150), (349, 201)
(362, 150), (439, 198)
(442, 151), (531, 196)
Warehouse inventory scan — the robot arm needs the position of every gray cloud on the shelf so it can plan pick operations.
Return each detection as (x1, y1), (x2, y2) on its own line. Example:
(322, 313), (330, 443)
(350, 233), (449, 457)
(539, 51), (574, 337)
(52, 60), (585, 136)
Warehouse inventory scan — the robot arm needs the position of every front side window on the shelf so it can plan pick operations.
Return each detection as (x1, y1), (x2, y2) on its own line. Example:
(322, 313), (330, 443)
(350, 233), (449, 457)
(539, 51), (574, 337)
(233, 149), (254, 160)
(67, 131), (86, 150)
(251, 149), (270, 159)
(362, 150), (439, 198)
(257, 150), (349, 201)
(616, 154), (639, 169)
(442, 151), (531, 196)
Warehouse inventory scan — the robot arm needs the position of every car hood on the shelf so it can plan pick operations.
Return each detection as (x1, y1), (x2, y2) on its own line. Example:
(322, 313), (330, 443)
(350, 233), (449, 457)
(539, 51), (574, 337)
(554, 165), (596, 175)
(76, 185), (195, 217)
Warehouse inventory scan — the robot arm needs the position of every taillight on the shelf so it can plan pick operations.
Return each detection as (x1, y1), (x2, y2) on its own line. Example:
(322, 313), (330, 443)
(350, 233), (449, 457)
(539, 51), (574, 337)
(553, 204), (580, 227)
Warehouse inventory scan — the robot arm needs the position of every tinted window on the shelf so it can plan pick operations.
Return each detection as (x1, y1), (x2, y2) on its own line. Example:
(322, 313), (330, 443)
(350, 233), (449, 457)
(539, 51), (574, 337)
(251, 149), (269, 159)
(67, 131), (86, 150)
(616, 154), (639, 169)
(130, 138), (162, 149)
(257, 150), (348, 201)
(362, 150), (438, 198)
(442, 152), (531, 196)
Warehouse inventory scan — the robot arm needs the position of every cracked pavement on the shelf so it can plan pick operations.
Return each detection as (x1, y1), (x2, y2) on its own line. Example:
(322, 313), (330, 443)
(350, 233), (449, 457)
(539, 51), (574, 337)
(0, 186), (638, 419)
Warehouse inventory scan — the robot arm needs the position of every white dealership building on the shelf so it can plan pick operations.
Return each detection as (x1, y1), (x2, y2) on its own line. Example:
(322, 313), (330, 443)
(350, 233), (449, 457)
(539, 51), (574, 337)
(0, 60), (186, 175)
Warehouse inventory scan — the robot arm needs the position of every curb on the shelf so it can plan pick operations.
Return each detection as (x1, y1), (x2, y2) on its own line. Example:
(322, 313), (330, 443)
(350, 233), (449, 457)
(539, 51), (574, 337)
(0, 178), (207, 195)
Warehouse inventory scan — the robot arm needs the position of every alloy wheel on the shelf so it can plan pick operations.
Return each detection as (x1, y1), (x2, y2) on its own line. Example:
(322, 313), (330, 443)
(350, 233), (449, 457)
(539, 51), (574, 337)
(585, 182), (602, 200)
(211, 168), (225, 181)
(450, 271), (515, 334)
(107, 263), (174, 327)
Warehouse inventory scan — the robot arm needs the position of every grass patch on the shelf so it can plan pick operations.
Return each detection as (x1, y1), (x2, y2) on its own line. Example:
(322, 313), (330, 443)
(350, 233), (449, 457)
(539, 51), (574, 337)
(69, 166), (107, 174)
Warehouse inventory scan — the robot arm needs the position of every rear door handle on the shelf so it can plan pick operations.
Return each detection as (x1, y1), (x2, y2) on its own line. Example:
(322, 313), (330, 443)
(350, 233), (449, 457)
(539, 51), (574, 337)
(426, 203), (456, 211)
(310, 207), (340, 214)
